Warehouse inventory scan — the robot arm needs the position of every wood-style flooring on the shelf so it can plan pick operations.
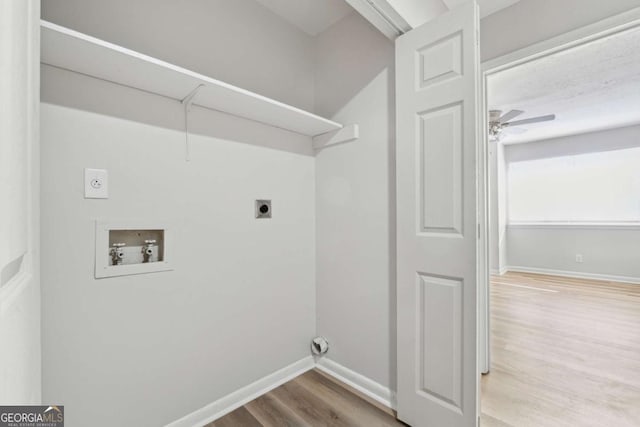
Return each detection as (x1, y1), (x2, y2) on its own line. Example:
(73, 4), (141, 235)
(481, 272), (640, 427)
(208, 369), (405, 427)
(210, 271), (640, 426)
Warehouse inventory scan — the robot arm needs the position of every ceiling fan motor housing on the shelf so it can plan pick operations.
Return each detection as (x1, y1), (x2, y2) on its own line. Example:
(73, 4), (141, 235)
(487, 109), (556, 141)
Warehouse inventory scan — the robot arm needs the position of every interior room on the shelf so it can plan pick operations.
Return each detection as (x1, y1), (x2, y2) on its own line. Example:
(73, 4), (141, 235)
(483, 22), (640, 426)
(1, 1), (639, 426)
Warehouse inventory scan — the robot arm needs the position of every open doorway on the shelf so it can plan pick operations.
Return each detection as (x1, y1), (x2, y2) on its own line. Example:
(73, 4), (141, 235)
(480, 10), (640, 427)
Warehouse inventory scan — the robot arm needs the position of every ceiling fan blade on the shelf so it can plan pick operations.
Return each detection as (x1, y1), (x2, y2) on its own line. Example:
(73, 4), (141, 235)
(503, 127), (527, 135)
(499, 109), (524, 123)
(489, 110), (503, 122)
(505, 114), (556, 127)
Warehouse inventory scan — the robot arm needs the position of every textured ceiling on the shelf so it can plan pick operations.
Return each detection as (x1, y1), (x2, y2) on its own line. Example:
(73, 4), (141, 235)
(253, 0), (354, 36)
(488, 25), (640, 144)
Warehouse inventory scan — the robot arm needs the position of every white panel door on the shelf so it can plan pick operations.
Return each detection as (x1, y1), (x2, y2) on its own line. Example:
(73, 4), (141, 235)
(0, 0), (29, 283)
(0, 0), (40, 403)
(396, 2), (480, 426)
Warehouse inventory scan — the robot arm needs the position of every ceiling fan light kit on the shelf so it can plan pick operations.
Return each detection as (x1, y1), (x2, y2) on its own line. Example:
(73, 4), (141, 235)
(489, 109), (556, 141)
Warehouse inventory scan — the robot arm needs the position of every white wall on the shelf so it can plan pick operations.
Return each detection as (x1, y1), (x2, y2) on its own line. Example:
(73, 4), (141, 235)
(488, 142), (508, 274)
(496, 143), (508, 271)
(480, 0), (640, 61)
(40, 2), (318, 425)
(41, 95), (316, 426)
(314, 12), (396, 390)
(41, 0), (316, 112)
(0, 0), (41, 404)
(504, 125), (640, 282)
(505, 124), (640, 162)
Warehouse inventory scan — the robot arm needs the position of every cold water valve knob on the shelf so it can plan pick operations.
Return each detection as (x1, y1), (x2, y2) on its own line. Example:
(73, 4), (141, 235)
(142, 240), (156, 263)
(110, 243), (126, 266)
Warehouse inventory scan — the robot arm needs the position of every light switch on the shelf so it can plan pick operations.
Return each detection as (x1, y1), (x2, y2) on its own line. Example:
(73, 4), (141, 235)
(84, 168), (108, 199)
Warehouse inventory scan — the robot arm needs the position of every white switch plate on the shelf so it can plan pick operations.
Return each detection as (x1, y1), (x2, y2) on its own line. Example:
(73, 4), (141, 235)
(84, 168), (108, 199)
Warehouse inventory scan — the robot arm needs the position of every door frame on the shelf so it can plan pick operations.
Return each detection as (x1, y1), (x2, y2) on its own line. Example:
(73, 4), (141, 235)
(478, 6), (640, 374)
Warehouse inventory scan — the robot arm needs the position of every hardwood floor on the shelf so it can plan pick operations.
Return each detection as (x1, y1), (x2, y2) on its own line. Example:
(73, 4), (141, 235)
(208, 369), (405, 427)
(481, 272), (640, 427)
(210, 272), (640, 426)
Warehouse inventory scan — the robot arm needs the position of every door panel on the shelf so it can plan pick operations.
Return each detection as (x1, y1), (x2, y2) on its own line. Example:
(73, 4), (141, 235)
(419, 103), (463, 234)
(396, 2), (480, 426)
(417, 273), (463, 409)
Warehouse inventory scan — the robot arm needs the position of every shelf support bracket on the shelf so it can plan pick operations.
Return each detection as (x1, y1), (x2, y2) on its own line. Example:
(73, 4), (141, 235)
(181, 84), (205, 162)
(312, 124), (359, 151)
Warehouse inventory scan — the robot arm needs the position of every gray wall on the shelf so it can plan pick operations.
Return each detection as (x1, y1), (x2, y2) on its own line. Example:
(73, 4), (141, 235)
(480, 0), (640, 61)
(504, 125), (640, 281)
(314, 12), (396, 389)
(507, 227), (640, 281)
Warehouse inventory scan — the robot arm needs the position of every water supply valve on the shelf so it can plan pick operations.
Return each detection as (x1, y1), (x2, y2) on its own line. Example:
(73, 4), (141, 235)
(142, 240), (156, 263)
(110, 243), (126, 266)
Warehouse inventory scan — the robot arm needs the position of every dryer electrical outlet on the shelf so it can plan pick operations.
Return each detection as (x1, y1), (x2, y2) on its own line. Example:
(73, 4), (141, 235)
(255, 200), (272, 219)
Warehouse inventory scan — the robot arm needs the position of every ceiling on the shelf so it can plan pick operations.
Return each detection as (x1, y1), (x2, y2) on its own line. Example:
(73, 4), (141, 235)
(255, 0), (520, 38)
(477, 0), (520, 18)
(442, 0), (520, 18)
(253, 0), (354, 36)
(488, 25), (640, 144)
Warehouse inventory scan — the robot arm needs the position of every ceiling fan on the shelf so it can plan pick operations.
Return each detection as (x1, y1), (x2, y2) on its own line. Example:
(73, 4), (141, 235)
(489, 109), (556, 141)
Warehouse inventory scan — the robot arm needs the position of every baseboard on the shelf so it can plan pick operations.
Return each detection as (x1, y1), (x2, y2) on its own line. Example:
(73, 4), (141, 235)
(166, 356), (394, 426)
(165, 356), (315, 427)
(490, 267), (508, 276)
(315, 357), (396, 410)
(505, 266), (640, 284)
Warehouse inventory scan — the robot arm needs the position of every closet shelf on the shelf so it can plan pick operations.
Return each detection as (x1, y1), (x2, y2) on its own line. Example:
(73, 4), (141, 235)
(40, 20), (343, 137)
